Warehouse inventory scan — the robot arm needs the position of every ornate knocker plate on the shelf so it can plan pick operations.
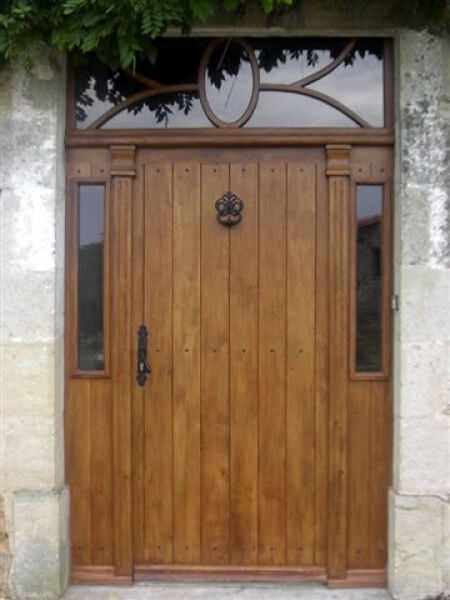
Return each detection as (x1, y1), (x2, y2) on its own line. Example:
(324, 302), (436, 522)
(215, 191), (244, 227)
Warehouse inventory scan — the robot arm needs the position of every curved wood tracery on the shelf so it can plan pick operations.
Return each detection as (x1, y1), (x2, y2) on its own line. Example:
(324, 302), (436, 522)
(294, 38), (358, 88)
(122, 67), (162, 90)
(258, 83), (370, 127)
(198, 39), (260, 129)
(88, 83), (199, 129)
(87, 38), (374, 130)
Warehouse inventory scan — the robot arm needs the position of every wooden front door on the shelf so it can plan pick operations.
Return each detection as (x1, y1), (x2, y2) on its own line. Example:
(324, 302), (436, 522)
(133, 149), (326, 579)
(65, 26), (394, 589)
(66, 143), (392, 586)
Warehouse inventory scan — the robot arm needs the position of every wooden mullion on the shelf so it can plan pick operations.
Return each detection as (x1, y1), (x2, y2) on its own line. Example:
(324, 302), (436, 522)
(110, 145), (136, 577)
(326, 145), (351, 582)
(383, 39), (395, 131)
(131, 161), (146, 563)
(381, 178), (392, 378)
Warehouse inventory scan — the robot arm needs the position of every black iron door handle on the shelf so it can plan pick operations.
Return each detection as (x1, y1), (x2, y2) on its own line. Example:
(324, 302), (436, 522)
(136, 325), (152, 386)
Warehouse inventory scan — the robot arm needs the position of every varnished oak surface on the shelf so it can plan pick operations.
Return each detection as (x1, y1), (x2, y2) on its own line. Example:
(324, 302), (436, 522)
(65, 145), (392, 585)
(66, 128), (394, 148)
(134, 565), (327, 582)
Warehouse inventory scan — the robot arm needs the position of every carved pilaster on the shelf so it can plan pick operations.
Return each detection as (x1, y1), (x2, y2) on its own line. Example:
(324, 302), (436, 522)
(326, 144), (352, 582)
(110, 143), (135, 577)
(111, 145), (136, 177)
(325, 144), (351, 176)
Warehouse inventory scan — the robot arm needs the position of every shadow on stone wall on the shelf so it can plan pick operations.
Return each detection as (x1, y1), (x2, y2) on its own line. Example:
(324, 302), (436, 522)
(0, 497), (12, 599)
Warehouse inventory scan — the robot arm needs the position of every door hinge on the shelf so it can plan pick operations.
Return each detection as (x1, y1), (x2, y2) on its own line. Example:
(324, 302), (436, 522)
(391, 294), (400, 311)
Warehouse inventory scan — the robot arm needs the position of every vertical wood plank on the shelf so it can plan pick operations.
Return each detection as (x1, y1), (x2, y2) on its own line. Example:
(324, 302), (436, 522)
(314, 160), (329, 566)
(90, 379), (113, 565)
(347, 382), (371, 567)
(131, 163), (145, 563)
(369, 381), (391, 567)
(326, 144), (351, 580)
(258, 162), (287, 566)
(200, 163), (230, 564)
(143, 163), (174, 564)
(111, 154), (134, 576)
(172, 162), (201, 564)
(286, 162), (316, 566)
(67, 379), (92, 565)
(229, 163), (259, 566)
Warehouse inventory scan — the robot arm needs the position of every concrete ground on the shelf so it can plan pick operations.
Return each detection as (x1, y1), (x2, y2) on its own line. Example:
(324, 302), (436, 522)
(64, 583), (392, 599)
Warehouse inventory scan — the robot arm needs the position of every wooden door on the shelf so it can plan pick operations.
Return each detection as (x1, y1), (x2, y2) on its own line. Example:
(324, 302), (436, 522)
(65, 144), (392, 586)
(132, 148), (327, 580)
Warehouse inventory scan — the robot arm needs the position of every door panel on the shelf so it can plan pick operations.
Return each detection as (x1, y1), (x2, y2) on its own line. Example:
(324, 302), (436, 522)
(257, 162), (287, 565)
(172, 163), (202, 564)
(65, 145), (392, 585)
(286, 163), (316, 566)
(229, 163), (259, 566)
(138, 153), (320, 569)
(200, 164), (230, 565)
(142, 163), (173, 564)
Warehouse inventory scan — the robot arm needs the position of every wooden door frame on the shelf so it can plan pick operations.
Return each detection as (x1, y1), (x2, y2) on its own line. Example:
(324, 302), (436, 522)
(66, 142), (393, 586)
(65, 38), (394, 585)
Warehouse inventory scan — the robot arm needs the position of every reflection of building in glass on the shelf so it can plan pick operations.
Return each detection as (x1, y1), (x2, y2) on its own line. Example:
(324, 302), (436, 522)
(357, 215), (381, 372)
(79, 241), (104, 371)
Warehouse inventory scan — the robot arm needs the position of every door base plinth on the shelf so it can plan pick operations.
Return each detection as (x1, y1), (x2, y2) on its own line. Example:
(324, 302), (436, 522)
(328, 569), (386, 588)
(71, 566), (132, 585)
(134, 564), (327, 583)
(71, 564), (386, 588)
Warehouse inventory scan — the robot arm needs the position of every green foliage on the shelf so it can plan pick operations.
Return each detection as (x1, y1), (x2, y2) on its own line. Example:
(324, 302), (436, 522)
(0, 0), (448, 69)
(0, 0), (292, 67)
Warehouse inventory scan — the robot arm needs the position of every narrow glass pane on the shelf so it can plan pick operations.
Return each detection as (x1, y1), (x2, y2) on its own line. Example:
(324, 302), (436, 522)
(78, 185), (105, 370)
(356, 185), (383, 372)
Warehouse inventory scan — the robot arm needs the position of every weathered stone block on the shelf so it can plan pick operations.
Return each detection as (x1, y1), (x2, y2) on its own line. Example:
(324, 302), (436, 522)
(0, 342), (57, 420)
(2, 415), (57, 492)
(397, 340), (450, 420)
(399, 185), (449, 268)
(388, 490), (448, 600)
(398, 265), (450, 344)
(399, 32), (449, 190)
(0, 496), (13, 599)
(12, 489), (69, 600)
(393, 416), (450, 495)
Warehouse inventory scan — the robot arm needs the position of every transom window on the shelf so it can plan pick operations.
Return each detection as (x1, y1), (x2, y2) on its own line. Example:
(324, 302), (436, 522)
(73, 37), (388, 130)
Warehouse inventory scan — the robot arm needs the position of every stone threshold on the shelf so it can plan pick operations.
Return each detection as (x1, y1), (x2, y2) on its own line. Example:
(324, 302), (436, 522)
(64, 583), (392, 599)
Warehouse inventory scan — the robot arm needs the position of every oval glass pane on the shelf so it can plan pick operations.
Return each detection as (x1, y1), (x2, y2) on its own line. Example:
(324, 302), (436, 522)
(246, 91), (357, 127)
(204, 40), (255, 124)
(101, 93), (212, 129)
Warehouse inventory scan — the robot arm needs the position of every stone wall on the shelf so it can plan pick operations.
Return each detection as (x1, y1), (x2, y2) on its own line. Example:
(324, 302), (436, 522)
(0, 497), (12, 598)
(389, 31), (450, 600)
(0, 52), (68, 599)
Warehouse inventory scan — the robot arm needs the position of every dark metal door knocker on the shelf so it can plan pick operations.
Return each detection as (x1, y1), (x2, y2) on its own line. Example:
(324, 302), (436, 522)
(215, 191), (244, 227)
